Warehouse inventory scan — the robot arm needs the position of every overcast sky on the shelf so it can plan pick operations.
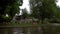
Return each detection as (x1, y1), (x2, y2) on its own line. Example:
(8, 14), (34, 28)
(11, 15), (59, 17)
(56, 0), (60, 7)
(20, 0), (60, 10)
(19, 0), (30, 15)
(19, 0), (60, 15)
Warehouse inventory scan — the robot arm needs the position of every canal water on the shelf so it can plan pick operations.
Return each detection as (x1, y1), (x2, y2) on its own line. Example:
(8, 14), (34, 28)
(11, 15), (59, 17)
(0, 25), (60, 34)
(0, 27), (42, 34)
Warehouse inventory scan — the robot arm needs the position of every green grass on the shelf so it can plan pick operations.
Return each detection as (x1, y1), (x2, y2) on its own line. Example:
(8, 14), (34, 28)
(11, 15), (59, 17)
(0, 22), (41, 27)
(0, 22), (58, 27)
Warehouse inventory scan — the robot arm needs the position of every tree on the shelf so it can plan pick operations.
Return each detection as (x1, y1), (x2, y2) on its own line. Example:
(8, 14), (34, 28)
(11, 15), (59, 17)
(22, 8), (30, 19)
(0, 0), (23, 23)
(30, 0), (60, 34)
(30, 0), (59, 23)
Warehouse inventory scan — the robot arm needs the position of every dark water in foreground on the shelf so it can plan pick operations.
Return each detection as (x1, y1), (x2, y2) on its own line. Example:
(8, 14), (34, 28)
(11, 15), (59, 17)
(0, 27), (42, 34)
(0, 24), (60, 34)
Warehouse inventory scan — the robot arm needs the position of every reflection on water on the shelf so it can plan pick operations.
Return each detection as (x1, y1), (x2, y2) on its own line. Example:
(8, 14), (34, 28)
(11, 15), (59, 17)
(14, 32), (18, 34)
(0, 26), (60, 34)
(0, 27), (41, 34)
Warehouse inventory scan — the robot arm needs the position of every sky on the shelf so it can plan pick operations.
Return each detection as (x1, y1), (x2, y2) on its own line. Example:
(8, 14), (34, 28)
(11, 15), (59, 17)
(19, 0), (60, 15)
(56, 0), (60, 7)
(19, 0), (30, 15)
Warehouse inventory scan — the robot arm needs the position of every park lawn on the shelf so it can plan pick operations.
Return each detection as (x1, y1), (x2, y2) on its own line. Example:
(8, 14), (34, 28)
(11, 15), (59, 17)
(0, 22), (41, 27)
(0, 22), (53, 27)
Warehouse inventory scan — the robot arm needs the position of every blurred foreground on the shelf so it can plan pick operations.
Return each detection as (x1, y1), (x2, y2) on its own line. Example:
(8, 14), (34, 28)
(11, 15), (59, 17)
(0, 23), (60, 34)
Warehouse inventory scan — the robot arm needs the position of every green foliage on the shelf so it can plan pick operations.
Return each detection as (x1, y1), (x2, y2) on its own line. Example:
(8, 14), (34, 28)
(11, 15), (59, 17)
(30, 0), (60, 23)
(0, 0), (23, 23)
(22, 8), (29, 18)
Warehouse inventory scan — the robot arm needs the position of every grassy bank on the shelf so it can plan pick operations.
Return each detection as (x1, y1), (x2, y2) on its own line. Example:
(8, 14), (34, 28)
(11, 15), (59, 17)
(0, 22), (41, 27)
